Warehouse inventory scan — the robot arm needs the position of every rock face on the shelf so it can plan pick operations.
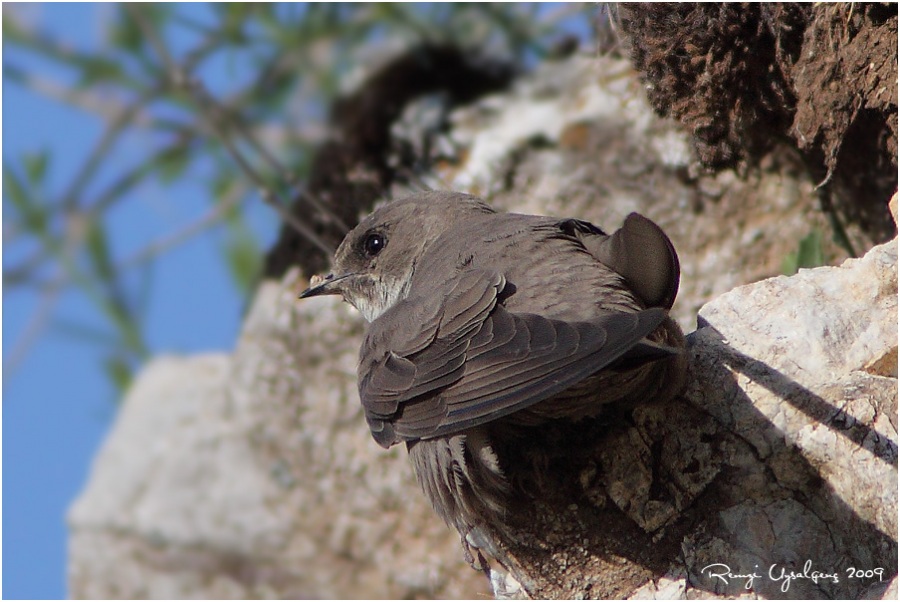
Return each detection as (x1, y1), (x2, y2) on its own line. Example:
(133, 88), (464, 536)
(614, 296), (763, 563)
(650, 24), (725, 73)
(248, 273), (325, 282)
(679, 231), (897, 599)
(69, 51), (897, 599)
(476, 223), (896, 600)
(69, 281), (490, 599)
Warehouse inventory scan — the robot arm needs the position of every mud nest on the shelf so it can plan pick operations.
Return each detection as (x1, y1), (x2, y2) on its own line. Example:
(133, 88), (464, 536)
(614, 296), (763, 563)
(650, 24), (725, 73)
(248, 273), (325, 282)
(615, 2), (898, 244)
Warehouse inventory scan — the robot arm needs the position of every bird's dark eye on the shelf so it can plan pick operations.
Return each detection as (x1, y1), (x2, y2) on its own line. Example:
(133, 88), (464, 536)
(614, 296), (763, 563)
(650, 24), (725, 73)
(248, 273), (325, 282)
(363, 232), (386, 257)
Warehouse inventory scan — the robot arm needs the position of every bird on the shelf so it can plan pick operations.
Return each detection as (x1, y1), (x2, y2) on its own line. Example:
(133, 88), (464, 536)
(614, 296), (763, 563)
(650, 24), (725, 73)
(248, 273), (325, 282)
(300, 190), (686, 568)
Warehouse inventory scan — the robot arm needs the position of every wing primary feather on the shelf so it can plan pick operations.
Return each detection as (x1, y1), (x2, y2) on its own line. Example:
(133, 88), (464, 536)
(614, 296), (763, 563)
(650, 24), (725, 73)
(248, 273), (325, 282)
(426, 308), (667, 438)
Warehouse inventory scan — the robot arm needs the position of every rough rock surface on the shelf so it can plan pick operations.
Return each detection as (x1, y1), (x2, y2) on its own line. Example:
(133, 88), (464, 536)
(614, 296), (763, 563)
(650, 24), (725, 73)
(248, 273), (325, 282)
(476, 228), (896, 600)
(677, 231), (897, 599)
(69, 52), (897, 599)
(69, 278), (490, 599)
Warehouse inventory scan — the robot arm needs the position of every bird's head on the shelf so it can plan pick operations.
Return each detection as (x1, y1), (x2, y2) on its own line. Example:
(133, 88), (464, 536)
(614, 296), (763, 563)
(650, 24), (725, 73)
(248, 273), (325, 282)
(299, 191), (494, 322)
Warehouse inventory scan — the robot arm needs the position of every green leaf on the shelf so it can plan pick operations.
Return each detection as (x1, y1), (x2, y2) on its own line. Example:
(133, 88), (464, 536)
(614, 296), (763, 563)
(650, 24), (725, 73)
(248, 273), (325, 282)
(110, 11), (144, 52)
(155, 144), (192, 183)
(76, 56), (124, 86)
(95, 292), (147, 358)
(110, 5), (167, 54)
(782, 230), (825, 275)
(254, 69), (295, 111)
(3, 162), (46, 233)
(23, 150), (50, 186)
(2, 11), (25, 41)
(781, 254), (798, 276)
(118, 315), (148, 358)
(86, 219), (116, 281)
(3, 163), (30, 208)
(104, 354), (134, 395)
(796, 230), (824, 269)
(225, 227), (261, 294)
(220, 3), (252, 42)
(211, 169), (237, 200)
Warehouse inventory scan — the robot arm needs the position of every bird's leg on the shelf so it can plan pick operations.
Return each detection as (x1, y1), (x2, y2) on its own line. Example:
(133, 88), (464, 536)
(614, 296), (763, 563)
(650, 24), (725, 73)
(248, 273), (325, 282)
(460, 531), (491, 577)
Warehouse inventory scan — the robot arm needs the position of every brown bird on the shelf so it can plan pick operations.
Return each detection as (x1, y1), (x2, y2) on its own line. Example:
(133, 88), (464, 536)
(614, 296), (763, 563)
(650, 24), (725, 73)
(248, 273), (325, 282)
(300, 191), (686, 566)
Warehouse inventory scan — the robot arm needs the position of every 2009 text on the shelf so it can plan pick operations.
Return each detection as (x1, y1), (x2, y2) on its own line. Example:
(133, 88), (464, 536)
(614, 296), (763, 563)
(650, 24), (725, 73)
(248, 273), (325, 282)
(847, 567), (885, 581)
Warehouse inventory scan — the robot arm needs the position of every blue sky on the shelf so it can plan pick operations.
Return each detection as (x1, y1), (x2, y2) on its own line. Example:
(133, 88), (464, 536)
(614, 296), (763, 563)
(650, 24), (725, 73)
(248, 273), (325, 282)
(3, 4), (277, 597)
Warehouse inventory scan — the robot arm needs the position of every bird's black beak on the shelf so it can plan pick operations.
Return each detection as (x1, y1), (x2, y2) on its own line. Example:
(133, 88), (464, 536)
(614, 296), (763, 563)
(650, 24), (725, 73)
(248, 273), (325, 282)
(299, 273), (350, 299)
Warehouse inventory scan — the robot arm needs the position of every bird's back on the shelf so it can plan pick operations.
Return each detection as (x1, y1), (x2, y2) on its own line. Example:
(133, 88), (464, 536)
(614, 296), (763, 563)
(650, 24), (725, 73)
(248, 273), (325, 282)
(411, 211), (643, 322)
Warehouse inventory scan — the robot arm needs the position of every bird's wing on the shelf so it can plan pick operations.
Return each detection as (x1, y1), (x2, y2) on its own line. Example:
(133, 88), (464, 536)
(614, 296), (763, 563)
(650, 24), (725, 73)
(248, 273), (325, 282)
(359, 268), (668, 447)
(563, 213), (680, 309)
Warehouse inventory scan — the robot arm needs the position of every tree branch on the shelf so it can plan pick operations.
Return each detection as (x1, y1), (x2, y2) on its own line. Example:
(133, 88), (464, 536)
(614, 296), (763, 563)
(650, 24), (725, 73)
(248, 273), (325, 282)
(127, 3), (339, 256)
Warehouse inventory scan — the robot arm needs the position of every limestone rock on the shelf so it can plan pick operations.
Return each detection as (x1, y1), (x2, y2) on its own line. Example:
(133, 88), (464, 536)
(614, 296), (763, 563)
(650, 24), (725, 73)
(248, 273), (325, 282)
(674, 234), (897, 599)
(69, 277), (488, 599)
